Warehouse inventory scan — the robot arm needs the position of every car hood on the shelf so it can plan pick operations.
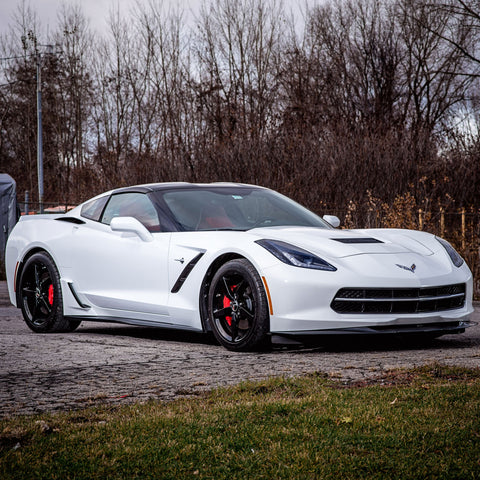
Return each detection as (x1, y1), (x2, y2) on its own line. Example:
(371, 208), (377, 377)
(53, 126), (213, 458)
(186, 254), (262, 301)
(250, 227), (435, 259)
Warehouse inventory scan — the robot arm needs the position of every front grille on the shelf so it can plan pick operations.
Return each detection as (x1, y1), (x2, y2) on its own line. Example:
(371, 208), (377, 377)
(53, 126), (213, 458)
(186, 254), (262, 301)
(331, 283), (466, 314)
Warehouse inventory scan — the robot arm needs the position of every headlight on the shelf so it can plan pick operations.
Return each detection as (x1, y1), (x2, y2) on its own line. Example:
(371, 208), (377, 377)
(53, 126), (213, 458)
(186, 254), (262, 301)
(256, 239), (337, 271)
(436, 237), (464, 267)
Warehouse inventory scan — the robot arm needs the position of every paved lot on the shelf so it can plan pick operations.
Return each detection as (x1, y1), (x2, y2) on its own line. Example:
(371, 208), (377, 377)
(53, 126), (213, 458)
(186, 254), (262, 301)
(1, 282), (479, 417)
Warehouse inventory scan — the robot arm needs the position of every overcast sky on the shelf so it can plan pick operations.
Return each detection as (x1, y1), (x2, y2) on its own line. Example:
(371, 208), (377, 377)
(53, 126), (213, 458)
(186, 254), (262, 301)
(0, 0), (207, 35)
(0, 0), (307, 36)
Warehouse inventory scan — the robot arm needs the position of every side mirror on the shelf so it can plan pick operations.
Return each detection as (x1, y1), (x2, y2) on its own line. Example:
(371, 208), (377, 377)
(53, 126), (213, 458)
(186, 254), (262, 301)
(110, 216), (153, 242)
(323, 215), (341, 228)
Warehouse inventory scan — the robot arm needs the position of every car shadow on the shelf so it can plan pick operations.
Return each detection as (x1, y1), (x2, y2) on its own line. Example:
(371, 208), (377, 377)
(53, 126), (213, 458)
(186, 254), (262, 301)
(76, 322), (479, 353)
(77, 322), (219, 346)
(293, 333), (479, 353)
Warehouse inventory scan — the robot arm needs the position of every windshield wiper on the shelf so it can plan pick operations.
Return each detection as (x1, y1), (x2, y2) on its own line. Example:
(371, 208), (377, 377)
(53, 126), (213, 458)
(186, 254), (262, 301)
(198, 227), (246, 232)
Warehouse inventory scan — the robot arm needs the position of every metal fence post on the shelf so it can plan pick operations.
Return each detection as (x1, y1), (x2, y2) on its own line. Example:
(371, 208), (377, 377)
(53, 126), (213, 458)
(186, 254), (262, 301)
(24, 191), (29, 215)
(440, 207), (445, 238)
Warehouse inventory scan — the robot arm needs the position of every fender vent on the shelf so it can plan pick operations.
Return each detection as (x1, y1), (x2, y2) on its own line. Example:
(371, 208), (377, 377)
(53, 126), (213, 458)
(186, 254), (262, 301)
(171, 253), (205, 293)
(55, 217), (85, 225)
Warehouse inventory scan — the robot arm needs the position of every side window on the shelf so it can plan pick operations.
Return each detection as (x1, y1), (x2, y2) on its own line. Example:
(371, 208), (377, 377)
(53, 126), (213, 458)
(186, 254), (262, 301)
(80, 195), (109, 221)
(101, 193), (161, 232)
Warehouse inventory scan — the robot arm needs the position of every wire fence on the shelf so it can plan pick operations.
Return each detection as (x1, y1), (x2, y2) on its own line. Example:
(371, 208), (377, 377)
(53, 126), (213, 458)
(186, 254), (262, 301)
(18, 201), (74, 215)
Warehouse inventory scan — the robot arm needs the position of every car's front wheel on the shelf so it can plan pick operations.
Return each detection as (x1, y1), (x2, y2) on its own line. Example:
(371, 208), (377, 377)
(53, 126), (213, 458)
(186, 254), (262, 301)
(208, 259), (270, 351)
(18, 252), (81, 333)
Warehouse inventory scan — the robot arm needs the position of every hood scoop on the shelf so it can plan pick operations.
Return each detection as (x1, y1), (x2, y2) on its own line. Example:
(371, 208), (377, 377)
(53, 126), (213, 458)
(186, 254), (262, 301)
(331, 237), (383, 244)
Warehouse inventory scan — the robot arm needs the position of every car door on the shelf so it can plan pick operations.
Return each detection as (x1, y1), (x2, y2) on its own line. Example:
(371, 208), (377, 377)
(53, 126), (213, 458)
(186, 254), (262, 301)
(67, 192), (172, 322)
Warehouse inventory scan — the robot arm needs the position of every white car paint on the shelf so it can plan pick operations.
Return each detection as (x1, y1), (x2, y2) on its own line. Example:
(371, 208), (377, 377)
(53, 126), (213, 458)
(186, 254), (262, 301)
(5, 183), (475, 349)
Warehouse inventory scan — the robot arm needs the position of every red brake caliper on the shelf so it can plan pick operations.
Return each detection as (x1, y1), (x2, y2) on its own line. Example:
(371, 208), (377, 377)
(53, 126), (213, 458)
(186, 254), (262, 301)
(223, 284), (236, 326)
(48, 284), (54, 305)
(223, 296), (232, 326)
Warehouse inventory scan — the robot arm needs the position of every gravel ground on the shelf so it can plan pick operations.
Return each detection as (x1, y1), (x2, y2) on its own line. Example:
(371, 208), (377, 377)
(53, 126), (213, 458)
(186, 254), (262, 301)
(0, 282), (479, 418)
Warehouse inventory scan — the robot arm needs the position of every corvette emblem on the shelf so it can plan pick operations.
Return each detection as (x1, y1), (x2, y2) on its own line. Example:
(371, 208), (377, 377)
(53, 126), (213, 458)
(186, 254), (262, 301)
(396, 263), (416, 273)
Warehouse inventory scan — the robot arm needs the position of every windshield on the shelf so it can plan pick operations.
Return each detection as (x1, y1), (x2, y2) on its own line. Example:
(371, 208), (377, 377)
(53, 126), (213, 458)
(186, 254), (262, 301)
(157, 187), (331, 231)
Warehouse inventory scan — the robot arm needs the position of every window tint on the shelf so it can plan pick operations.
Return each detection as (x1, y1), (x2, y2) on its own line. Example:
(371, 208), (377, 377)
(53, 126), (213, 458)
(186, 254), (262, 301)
(101, 193), (161, 232)
(80, 195), (109, 221)
(160, 188), (329, 231)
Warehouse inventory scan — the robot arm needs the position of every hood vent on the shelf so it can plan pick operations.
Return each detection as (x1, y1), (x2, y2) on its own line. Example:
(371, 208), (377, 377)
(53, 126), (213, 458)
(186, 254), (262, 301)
(331, 237), (383, 244)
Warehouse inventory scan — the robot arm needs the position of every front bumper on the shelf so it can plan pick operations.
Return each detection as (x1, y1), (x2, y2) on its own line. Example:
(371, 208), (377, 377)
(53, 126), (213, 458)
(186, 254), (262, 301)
(263, 254), (474, 334)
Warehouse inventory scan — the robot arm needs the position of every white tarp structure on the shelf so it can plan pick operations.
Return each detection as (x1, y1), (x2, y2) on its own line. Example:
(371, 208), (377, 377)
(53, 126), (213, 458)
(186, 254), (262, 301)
(0, 174), (18, 262)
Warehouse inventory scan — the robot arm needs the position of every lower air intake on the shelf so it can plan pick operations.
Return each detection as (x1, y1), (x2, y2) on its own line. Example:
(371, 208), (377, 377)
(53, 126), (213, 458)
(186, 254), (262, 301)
(331, 283), (466, 314)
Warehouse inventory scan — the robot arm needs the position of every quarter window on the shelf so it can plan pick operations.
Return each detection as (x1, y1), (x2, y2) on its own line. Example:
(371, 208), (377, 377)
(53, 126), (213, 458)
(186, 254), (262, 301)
(80, 195), (109, 221)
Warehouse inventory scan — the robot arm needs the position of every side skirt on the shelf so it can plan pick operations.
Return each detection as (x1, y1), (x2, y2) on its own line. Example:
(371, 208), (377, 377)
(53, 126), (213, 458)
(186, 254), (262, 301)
(65, 315), (203, 332)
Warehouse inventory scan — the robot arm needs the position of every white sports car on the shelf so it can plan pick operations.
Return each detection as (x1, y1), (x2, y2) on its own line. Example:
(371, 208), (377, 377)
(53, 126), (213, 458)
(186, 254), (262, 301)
(5, 183), (475, 351)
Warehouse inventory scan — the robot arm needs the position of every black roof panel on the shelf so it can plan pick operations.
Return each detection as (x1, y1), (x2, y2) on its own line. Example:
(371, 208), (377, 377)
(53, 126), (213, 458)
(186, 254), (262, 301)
(112, 182), (259, 194)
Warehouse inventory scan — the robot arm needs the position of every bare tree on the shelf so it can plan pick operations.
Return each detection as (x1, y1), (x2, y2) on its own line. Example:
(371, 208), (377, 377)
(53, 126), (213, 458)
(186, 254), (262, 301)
(90, 6), (137, 190)
(0, 0), (479, 216)
(134, 1), (194, 181)
(193, 0), (283, 144)
(52, 4), (95, 202)
(396, 0), (475, 132)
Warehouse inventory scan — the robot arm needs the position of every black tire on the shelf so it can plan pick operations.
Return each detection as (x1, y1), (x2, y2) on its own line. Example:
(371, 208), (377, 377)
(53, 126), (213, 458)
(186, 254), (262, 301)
(18, 252), (81, 333)
(208, 258), (270, 351)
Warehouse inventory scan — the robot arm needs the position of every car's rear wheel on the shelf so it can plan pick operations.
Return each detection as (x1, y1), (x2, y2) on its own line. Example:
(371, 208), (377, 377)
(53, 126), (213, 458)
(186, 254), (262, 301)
(208, 259), (270, 351)
(19, 252), (81, 333)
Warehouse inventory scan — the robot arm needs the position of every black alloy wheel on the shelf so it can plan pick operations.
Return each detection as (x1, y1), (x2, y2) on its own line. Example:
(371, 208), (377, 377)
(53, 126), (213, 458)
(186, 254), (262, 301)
(19, 252), (80, 333)
(208, 258), (269, 351)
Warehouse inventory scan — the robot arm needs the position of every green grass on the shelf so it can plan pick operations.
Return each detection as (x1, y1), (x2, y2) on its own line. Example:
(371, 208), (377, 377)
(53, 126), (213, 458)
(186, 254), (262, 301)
(1, 364), (480, 479)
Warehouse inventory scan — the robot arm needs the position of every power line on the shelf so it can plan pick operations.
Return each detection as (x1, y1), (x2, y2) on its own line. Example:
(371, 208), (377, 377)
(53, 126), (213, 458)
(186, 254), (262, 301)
(0, 80), (22, 88)
(0, 53), (36, 62)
